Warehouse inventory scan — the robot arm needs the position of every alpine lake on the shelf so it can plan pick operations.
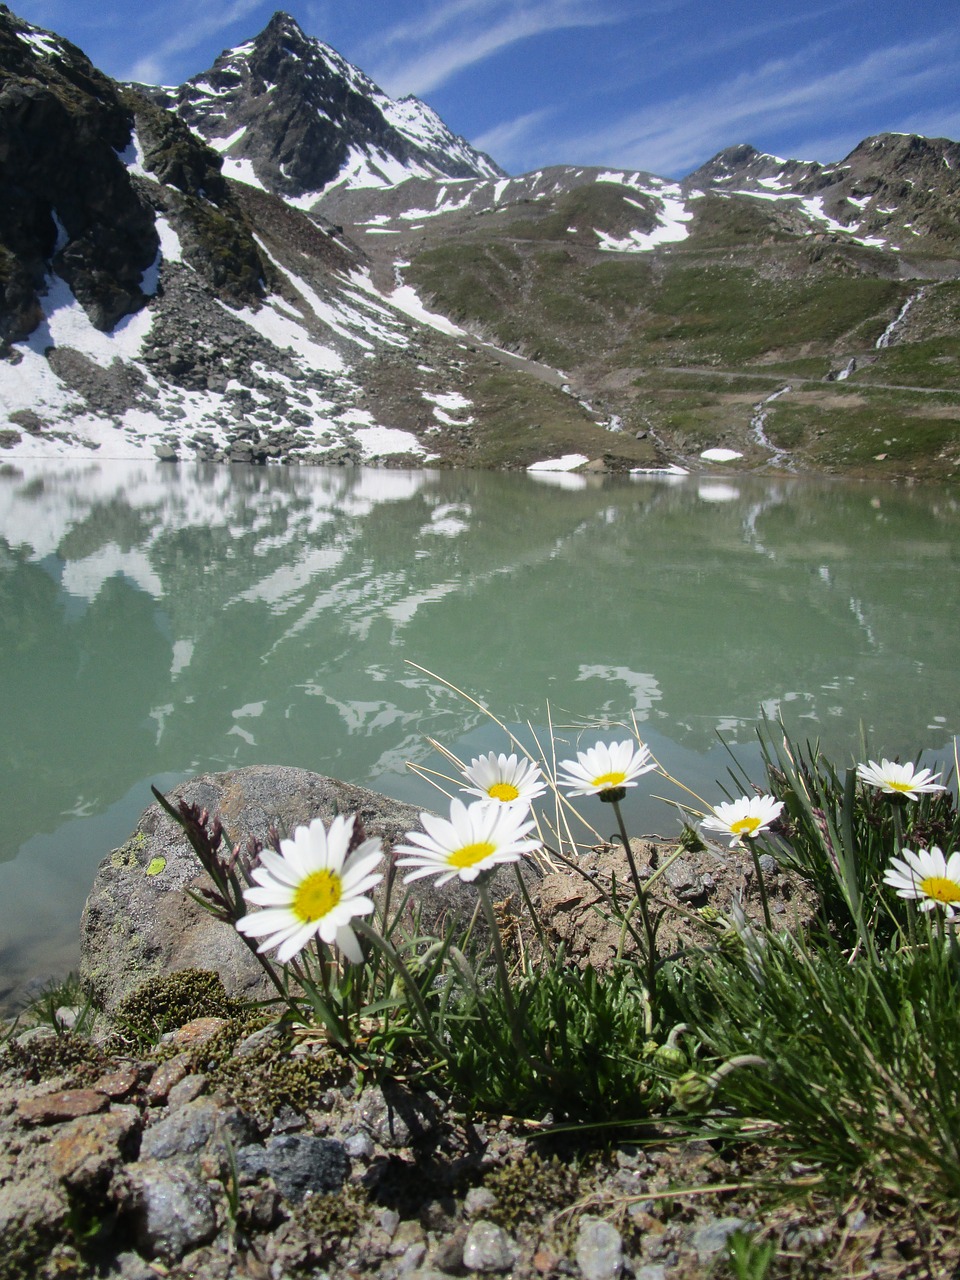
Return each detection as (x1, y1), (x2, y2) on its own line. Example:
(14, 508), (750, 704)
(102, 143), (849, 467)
(1, 459), (958, 1009)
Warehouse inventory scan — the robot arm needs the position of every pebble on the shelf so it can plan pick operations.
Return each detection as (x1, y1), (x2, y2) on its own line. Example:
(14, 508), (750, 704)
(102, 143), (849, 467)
(235, 1133), (349, 1204)
(692, 1216), (755, 1260)
(344, 1130), (375, 1159)
(389, 1219), (426, 1256)
(17, 1088), (108, 1125)
(575, 1215), (623, 1280)
(160, 1016), (229, 1048)
(48, 1108), (140, 1191)
(463, 1220), (519, 1272)
(463, 1186), (498, 1216)
(94, 1066), (140, 1099)
(140, 1097), (247, 1166)
(145, 1055), (188, 1104)
(129, 1159), (218, 1261)
(166, 1073), (208, 1108)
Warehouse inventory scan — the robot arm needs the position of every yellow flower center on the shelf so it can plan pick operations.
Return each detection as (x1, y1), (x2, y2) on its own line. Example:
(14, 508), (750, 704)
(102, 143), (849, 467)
(448, 841), (497, 869)
(919, 875), (960, 905)
(292, 870), (342, 922)
(488, 782), (520, 802)
(886, 779), (914, 793)
(592, 770), (627, 790)
(730, 816), (762, 838)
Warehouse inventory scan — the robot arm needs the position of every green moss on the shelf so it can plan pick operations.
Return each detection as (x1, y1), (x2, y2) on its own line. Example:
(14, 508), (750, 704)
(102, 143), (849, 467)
(1, 1031), (108, 1085)
(0, 1222), (70, 1280)
(108, 968), (236, 1050)
(145, 856), (166, 876)
(292, 1183), (367, 1269)
(195, 1021), (353, 1126)
(484, 1151), (583, 1232)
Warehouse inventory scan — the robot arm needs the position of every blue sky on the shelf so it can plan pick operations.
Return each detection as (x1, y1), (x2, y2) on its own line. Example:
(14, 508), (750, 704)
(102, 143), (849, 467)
(11, 0), (960, 178)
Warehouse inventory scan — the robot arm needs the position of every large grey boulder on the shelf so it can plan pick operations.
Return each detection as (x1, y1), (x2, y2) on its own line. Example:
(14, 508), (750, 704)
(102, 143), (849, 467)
(79, 765), (520, 1014)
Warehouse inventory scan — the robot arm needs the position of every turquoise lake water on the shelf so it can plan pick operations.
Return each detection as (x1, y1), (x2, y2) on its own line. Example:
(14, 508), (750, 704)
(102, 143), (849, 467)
(1, 460), (957, 1005)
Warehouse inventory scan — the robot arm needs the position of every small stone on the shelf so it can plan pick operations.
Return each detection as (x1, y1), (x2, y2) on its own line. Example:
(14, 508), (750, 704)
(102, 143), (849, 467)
(390, 1219), (426, 1255)
(534, 1246), (561, 1273)
(575, 1215), (623, 1280)
(431, 1226), (468, 1272)
(145, 1055), (188, 1104)
(49, 1109), (139, 1191)
(166, 1072), (208, 1109)
(140, 1098), (252, 1170)
(378, 1208), (401, 1237)
(234, 1023), (283, 1058)
(269, 1103), (305, 1135)
(692, 1216), (754, 1260)
(463, 1220), (519, 1273)
(109, 1251), (158, 1280)
(130, 1159), (218, 1261)
(463, 1186), (498, 1216)
(236, 1134), (349, 1204)
(94, 1067), (139, 1099)
(17, 1089), (109, 1125)
(398, 1241), (428, 1272)
(344, 1131), (374, 1159)
(160, 1016), (229, 1048)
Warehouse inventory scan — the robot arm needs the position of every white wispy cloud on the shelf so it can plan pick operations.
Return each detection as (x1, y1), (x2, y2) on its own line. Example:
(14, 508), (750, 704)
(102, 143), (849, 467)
(363, 0), (624, 98)
(472, 108), (554, 169)
(123, 0), (265, 84)
(552, 32), (960, 176)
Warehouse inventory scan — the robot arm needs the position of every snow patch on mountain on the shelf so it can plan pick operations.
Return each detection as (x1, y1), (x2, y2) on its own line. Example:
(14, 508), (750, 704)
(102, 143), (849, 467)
(596, 187), (693, 253)
(730, 187), (889, 247)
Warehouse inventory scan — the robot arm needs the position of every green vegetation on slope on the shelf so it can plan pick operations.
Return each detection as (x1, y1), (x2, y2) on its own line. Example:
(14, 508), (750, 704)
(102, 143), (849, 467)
(406, 184), (960, 477)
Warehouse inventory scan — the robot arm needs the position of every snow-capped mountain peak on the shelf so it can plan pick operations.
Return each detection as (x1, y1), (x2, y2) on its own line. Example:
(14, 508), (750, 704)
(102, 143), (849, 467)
(140, 11), (503, 208)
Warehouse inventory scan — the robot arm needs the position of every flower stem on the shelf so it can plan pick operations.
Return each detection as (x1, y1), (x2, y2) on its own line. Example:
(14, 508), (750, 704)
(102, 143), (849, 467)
(610, 798), (658, 996)
(475, 878), (557, 1085)
(353, 920), (447, 1060)
(476, 878), (519, 1024)
(890, 798), (906, 857)
(748, 841), (773, 931)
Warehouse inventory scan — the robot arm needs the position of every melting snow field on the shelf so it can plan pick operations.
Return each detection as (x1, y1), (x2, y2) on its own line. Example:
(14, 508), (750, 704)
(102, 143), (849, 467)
(526, 453), (589, 472)
(0, 257), (473, 464)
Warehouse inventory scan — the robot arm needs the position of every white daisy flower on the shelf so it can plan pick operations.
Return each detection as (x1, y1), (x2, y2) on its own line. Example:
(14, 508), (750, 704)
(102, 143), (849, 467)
(236, 814), (383, 964)
(461, 751), (546, 807)
(556, 739), (657, 798)
(395, 798), (540, 886)
(883, 845), (960, 917)
(856, 758), (946, 801)
(701, 794), (784, 847)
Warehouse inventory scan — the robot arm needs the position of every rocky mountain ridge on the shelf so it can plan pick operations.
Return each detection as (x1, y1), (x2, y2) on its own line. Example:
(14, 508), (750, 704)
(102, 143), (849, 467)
(140, 12), (503, 206)
(1, 4), (959, 479)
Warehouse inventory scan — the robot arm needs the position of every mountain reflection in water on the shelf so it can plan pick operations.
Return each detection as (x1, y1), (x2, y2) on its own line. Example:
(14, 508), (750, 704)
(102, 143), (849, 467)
(0, 461), (957, 1003)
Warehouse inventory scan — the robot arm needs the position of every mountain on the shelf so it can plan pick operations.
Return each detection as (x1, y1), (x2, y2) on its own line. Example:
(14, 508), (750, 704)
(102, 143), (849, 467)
(683, 134), (960, 248)
(1, 5), (959, 481)
(140, 12), (503, 206)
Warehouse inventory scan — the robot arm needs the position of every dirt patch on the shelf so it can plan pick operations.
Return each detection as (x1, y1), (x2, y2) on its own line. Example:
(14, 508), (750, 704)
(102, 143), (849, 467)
(523, 837), (815, 973)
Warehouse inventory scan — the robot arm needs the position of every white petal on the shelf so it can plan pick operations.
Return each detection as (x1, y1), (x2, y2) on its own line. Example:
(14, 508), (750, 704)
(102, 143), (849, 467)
(236, 906), (297, 936)
(335, 925), (363, 964)
(276, 920), (320, 963)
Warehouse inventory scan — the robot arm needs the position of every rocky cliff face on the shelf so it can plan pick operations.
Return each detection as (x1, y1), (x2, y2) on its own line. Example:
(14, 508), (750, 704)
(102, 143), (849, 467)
(142, 11), (503, 205)
(685, 133), (960, 248)
(0, 3), (278, 346)
(0, 8), (158, 340)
